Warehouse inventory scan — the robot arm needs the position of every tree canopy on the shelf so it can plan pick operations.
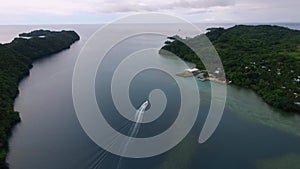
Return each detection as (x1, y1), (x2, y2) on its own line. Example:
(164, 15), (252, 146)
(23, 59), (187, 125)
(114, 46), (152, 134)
(160, 25), (300, 113)
(0, 30), (79, 168)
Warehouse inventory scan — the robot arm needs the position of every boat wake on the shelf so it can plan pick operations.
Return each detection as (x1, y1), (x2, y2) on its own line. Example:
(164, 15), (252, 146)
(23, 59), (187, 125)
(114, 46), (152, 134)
(117, 100), (148, 169)
(86, 101), (149, 169)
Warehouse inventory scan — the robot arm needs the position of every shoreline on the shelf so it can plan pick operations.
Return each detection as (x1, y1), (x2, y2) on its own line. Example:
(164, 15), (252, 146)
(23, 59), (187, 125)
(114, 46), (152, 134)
(0, 30), (79, 168)
(160, 25), (300, 114)
(205, 77), (231, 84)
(176, 71), (231, 84)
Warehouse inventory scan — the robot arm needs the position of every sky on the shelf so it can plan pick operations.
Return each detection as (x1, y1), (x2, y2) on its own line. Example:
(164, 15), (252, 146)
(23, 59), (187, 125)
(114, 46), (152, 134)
(0, 0), (299, 24)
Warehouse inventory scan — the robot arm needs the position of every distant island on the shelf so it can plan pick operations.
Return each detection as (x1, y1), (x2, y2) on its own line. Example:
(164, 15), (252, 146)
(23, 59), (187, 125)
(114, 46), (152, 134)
(160, 25), (300, 113)
(0, 30), (79, 168)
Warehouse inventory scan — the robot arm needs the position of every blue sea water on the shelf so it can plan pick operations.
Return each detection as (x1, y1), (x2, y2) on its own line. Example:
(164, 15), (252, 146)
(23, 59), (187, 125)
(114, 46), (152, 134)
(1, 23), (300, 169)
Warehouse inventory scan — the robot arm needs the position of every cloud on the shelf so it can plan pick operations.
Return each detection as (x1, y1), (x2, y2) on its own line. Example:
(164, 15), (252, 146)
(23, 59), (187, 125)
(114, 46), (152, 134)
(0, 0), (299, 24)
(164, 0), (234, 9)
(0, 0), (98, 16)
(185, 9), (214, 15)
(0, 0), (235, 15)
(95, 0), (235, 13)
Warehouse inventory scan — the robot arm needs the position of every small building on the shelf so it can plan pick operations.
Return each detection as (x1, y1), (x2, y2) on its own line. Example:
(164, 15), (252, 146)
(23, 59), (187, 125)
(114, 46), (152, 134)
(215, 70), (220, 74)
(294, 78), (300, 82)
(185, 68), (200, 75)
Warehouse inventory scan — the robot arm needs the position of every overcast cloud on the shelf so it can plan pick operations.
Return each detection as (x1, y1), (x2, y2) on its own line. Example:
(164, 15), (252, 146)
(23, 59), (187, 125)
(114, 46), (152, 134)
(0, 0), (299, 24)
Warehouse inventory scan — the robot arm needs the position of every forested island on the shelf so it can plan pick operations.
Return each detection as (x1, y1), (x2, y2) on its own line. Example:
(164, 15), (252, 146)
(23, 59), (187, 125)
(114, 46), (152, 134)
(160, 25), (300, 113)
(0, 30), (79, 168)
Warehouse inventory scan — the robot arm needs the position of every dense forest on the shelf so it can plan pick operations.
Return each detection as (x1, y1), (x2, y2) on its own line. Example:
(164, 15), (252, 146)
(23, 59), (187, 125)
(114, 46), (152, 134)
(0, 30), (79, 168)
(160, 25), (300, 113)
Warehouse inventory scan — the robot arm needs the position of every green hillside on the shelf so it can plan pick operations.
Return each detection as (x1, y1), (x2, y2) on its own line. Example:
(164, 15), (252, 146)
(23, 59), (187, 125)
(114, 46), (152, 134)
(160, 25), (300, 113)
(0, 30), (79, 168)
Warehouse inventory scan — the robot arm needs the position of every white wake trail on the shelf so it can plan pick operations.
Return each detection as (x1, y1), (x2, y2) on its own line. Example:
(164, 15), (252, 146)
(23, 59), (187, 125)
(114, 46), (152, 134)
(117, 101), (149, 169)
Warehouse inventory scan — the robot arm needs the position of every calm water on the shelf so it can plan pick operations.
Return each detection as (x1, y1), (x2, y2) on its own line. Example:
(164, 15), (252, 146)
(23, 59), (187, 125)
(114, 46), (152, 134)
(2, 24), (300, 169)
